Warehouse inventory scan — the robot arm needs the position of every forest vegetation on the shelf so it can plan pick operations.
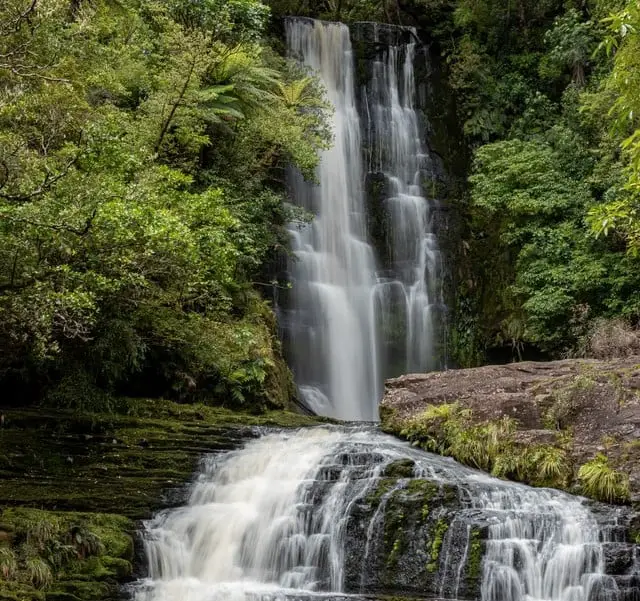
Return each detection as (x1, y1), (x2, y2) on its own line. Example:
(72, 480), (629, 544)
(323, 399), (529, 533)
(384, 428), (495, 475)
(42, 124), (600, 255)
(1, 0), (640, 410)
(0, 0), (330, 410)
(269, 0), (640, 365)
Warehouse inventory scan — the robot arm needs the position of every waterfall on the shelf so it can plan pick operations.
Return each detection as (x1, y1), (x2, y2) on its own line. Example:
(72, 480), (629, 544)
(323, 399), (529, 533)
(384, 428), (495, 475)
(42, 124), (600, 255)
(364, 26), (443, 377)
(133, 427), (637, 601)
(281, 19), (442, 421)
(284, 20), (380, 422)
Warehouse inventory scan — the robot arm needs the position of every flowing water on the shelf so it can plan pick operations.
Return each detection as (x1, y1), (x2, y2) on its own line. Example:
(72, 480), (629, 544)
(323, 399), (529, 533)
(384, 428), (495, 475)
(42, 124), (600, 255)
(364, 25), (443, 377)
(282, 18), (442, 421)
(132, 17), (638, 601)
(133, 427), (635, 601)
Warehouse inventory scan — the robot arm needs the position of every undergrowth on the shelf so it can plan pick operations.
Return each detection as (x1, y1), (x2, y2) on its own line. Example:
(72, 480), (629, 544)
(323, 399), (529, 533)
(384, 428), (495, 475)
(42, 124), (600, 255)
(397, 403), (573, 491)
(392, 402), (631, 504)
(577, 454), (630, 503)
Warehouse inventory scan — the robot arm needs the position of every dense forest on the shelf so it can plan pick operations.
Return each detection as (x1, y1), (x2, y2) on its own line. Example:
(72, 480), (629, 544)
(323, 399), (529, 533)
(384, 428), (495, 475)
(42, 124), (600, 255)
(0, 0), (332, 409)
(1, 0), (640, 410)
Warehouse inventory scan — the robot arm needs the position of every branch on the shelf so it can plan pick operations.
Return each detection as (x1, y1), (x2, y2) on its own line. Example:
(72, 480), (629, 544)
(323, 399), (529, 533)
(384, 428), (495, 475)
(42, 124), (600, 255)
(0, 207), (97, 236)
(154, 56), (197, 154)
(0, 154), (79, 202)
(0, 0), (38, 36)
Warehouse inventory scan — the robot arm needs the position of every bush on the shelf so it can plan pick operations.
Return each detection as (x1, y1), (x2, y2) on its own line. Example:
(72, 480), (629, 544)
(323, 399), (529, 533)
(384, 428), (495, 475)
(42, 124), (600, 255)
(578, 453), (630, 503)
(580, 318), (640, 360)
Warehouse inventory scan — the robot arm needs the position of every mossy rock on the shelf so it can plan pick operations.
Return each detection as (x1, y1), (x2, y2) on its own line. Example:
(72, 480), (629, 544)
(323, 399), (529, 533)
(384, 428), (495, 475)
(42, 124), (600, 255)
(0, 507), (133, 601)
(0, 404), (326, 518)
(383, 459), (416, 479)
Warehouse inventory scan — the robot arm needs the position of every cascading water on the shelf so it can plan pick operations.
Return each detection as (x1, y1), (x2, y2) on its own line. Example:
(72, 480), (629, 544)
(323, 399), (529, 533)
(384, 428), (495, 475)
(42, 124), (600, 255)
(133, 427), (637, 601)
(284, 20), (380, 422)
(281, 19), (443, 420)
(132, 17), (638, 601)
(364, 26), (443, 376)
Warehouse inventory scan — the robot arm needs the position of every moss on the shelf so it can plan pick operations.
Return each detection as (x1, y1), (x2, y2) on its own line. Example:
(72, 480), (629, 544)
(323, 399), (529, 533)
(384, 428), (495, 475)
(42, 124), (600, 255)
(427, 518), (449, 573)
(0, 583), (46, 601)
(0, 508), (133, 601)
(383, 494), (406, 571)
(404, 478), (438, 497)
(383, 459), (416, 479)
(0, 403), (326, 519)
(466, 528), (483, 586)
(45, 580), (113, 600)
(366, 478), (397, 507)
(400, 478), (439, 522)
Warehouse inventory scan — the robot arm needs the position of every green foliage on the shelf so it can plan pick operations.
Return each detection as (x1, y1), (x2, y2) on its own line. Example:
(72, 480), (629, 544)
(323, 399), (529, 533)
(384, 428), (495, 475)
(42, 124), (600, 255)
(0, 508), (133, 597)
(0, 0), (330, 407)
(529, 445), (570, 486)
(412, 0), (640, 361)
(578, 453), (630, 503)
(400, 403), (518, 473)
(397, 403), (575, 493)
(467, 125), (640, 355)
(24, 558), (52, 590)
(540, 9), (597, 85)
(586, 1), (640, 254)
(0, 548), (18, 580)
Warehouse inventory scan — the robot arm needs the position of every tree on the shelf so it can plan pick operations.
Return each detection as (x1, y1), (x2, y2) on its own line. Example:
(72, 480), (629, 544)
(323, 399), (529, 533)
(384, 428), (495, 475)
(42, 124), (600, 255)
(587, 1), (640, 253)
(0, 0), (330, 407)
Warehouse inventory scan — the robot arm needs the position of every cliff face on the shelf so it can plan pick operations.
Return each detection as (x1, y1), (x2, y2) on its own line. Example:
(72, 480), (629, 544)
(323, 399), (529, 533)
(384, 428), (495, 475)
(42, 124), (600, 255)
(380, 356), (640, 506)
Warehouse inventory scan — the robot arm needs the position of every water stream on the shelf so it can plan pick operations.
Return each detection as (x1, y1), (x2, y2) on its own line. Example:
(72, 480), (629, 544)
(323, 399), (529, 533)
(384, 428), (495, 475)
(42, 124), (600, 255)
(281, 18), (442, 421)
(284, 20), (380, 422)
(132, 16), (638, 601)
(133, 427), (635, 601)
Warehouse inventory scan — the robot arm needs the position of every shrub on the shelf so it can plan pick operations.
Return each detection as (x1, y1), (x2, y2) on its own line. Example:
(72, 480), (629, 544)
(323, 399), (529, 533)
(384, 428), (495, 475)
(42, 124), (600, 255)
(578, 454), (630, 503)
(581, 318), (640, 360)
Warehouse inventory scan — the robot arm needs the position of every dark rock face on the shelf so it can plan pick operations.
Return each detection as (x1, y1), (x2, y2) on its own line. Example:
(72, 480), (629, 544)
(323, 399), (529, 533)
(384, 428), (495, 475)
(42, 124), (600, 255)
(342, 475), (482, 599)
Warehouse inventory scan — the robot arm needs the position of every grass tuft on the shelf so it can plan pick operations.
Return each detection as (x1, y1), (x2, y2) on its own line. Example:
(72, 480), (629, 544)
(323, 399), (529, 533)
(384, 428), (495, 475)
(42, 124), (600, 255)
(578, 453), (630, 503)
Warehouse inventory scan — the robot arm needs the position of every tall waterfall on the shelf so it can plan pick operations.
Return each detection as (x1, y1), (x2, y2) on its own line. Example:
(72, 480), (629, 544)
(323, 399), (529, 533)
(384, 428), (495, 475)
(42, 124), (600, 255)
(365, 26), (443, 377)
(285, 20), (380, 422)
(133, 427), (636, 601)
(282, 19), (442, 421)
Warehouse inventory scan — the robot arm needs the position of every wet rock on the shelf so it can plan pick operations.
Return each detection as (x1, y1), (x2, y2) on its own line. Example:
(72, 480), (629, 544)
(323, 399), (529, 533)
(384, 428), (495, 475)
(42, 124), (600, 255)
(602, 542), (636, 574)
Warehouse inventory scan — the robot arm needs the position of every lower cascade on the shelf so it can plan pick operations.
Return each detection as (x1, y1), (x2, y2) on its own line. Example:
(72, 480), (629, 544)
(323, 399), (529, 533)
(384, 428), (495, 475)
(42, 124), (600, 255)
(133, 427), (639, 601)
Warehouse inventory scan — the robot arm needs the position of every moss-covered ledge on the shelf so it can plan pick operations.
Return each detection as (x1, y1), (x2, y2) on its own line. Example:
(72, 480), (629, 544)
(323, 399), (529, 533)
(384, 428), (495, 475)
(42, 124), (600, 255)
(380, 357), (640, 506)
(0, 399), (325, 600)
(0, 508), (133, 601)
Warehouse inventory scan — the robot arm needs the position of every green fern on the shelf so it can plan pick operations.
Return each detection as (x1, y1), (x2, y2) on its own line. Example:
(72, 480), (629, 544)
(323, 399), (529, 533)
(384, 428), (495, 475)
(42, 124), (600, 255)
(276, 77), (318, 108)
(25, 557), (53, 589)
(530, 445), (569, 487)
(0, 548), (17, 580)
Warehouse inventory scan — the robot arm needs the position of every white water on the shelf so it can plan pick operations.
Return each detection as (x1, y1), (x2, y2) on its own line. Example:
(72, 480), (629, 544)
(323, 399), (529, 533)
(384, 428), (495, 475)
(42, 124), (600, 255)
(285, 20), (380, 422)
(134, 427), (628, 601)
(283, 19), (442, 421)
(365, 28), (443, 375)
